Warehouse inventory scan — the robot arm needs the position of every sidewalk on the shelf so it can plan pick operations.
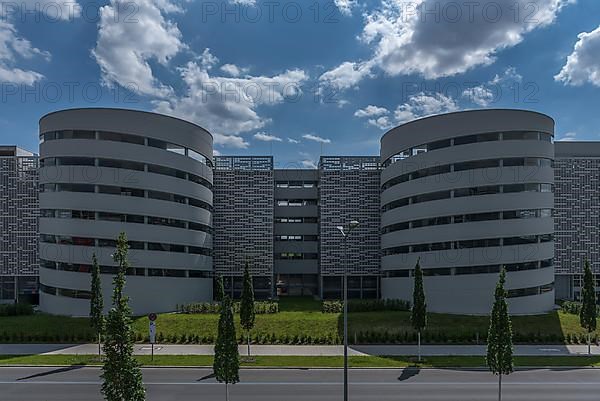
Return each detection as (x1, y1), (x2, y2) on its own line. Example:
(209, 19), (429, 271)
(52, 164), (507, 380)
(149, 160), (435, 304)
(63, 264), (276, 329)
(1, 343), (599, 357)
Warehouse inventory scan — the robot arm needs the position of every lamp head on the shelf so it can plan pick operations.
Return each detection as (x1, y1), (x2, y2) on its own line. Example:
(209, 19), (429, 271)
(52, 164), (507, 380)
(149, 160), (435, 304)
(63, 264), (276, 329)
(336, 226), (346, 236)
(349, 220), (360, 229)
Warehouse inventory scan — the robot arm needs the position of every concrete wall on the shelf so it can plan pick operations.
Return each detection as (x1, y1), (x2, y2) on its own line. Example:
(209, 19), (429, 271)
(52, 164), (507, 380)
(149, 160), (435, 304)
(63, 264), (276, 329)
(38, 108), (213, 316)
(380, 109), (555, 314)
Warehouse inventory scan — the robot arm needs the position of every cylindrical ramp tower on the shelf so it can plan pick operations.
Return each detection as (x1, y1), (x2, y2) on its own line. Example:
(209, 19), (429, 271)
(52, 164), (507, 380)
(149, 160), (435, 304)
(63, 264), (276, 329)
(379, 109), (555, 315)
(38, 108), (214, 316)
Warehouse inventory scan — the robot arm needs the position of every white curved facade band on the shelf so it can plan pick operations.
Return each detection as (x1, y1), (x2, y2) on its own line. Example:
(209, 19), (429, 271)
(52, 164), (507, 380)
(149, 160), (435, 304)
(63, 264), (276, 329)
(379, 109), (555, 315)
(38, 108), (214, 316)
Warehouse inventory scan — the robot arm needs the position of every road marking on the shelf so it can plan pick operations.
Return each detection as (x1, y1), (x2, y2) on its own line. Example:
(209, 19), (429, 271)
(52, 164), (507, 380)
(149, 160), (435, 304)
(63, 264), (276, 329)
(1, 381), (600, 386)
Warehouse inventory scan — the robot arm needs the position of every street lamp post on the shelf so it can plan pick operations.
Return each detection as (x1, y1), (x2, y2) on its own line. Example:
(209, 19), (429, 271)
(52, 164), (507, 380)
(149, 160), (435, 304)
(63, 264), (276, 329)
(336, 220), (359, 401)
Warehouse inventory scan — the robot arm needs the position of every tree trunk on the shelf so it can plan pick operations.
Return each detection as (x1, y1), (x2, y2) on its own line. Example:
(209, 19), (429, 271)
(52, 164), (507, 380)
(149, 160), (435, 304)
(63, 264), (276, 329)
(498, 373), (502, 401)
(417, 331), (421, 362)
(98, 333), (101, 356)
(588, 332), (591, 355)
(247, 331), (251, 357)
(225, 381), (229, 401)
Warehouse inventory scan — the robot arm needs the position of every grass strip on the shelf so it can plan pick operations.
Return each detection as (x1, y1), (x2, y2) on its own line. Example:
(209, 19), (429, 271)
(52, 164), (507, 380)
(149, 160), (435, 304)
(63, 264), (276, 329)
(1, 355), (600, 368)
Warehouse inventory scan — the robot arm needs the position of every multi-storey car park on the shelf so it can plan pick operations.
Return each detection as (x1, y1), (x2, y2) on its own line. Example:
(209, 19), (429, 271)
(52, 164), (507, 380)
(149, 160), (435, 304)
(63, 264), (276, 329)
(8, 107), (600, 316)
(37, 109), (214, 315)
(379, 109), (555, 314)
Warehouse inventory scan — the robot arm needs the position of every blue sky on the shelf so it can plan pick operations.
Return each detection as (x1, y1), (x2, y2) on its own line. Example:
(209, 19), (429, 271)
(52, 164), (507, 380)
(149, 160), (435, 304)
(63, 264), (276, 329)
(1, 0), (600, 167)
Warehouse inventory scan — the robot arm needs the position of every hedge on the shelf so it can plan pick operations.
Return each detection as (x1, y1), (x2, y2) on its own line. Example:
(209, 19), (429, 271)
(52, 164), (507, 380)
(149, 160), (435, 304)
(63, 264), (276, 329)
(561, 300), (600, 316)
(322, 299), (411, 313)
(177, 301), (279, 314)
(0, 303), (34, 316)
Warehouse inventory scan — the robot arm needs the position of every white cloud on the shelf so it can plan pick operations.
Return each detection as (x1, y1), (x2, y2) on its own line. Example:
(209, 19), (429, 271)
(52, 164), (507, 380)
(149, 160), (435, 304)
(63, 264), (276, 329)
(199, 48), (219, 70)
(394, 92), (459, 124)
(334, 0), (356, 16)
(318, 60), (374, 92)
(301, 159), (318, 169)
(557, 132), (578, 141)
(287, 138), (300, 144)
(321, 0), (572, 90)
(355, 93), (460, 129)
(254, 132), (282, 142)
(0, 21), (49, 85)
(154, 49), (309, 147)
(230, 0), (256, 4)
(367, 116), (393, 130)
(216, 134), (249, 149)
(354, 105), (389, 118)
(220, 63), (249, 77)
(462, 86), (495, 107)
(92, 0), (185, 97)
(213, 149), (221, 156)
(462, 67), (523, 106)
(555, 25), (600, 87)
(302, 134), (332, 143)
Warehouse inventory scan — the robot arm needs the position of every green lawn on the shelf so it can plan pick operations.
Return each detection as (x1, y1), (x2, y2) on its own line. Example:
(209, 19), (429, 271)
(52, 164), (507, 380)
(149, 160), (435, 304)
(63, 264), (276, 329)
(1, 354), (600, 368)
(0, 299), (594, 345)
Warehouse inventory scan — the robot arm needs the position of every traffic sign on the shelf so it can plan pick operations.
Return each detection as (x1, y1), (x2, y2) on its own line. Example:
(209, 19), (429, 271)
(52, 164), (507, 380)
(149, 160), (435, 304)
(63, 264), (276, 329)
(148, 313), (157, 321)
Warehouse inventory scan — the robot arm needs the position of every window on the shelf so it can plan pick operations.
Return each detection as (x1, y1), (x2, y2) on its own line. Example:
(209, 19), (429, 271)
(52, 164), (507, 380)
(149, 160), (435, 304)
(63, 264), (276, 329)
(98, 159), (144, 171)
(412, 191), (450, 204)
(57, 157), (95, 166)
(148, 164), (186, 179)
(56, 183), (95, 193)
(503, 131), (539, 141)
(98, 131), (145, 145)
(98, 186), (144, 197)
(427, 139), (452, 151)
(454, 159), (500, 171)
(56, 130), (96, 140)
(188, 149), (209, 165)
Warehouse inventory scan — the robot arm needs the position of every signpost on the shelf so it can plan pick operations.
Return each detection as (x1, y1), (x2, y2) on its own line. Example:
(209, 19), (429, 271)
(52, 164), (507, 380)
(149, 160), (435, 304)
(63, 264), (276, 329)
(148, 313), (157, 361)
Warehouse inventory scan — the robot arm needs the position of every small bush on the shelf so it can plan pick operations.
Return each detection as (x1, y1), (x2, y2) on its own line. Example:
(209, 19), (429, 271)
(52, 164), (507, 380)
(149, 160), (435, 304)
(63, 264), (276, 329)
(0, 303), (34, 316)
(321, 299), (410, 313)
(179, 301), (278, 314)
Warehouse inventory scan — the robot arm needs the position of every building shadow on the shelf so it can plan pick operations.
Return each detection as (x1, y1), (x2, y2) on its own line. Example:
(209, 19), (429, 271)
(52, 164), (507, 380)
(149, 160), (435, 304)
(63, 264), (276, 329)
(398, 367), (420, 381)
(17, 365), (85, 381)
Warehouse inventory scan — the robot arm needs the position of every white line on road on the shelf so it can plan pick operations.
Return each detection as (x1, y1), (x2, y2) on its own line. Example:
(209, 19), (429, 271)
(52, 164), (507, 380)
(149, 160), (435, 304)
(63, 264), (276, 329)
(1, 381), (600, 386)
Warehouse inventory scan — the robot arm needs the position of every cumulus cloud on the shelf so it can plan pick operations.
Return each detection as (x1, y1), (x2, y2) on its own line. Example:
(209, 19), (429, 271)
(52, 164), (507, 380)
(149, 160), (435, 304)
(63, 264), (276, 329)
(355, 93), (460, 128)
(555, 25), (600, 87)
(557, 132), (578, 141)
(301, 159), (318, 169)
(321, 0), (572, 90)
(302, 134), (332, 143)
(216, 134), (249, 148)
(334, 0), (356, 16)
(287, 138), (300, 144)
(0, 21), (49, 85)
(318, 60), (374, 92)
(394, 92), (459, 124)
(92, 0), (185, 97)
(154, 49), (309, 148)
(354, 105), (389, 118)
(220, 63), (249, 77)
(462, 67), (522, 106)
(254, 132), (283, 142)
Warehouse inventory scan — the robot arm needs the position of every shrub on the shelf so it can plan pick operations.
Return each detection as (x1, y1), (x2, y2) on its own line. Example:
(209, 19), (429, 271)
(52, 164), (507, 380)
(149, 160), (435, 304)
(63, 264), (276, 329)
(179, 301), (278, 314)
(0, 303), (34, 316)
(321, 299), (410, 313)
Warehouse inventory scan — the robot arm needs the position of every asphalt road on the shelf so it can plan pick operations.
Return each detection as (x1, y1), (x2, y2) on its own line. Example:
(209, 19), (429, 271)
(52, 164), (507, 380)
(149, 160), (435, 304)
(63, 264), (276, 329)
(1, 367), (600, 400)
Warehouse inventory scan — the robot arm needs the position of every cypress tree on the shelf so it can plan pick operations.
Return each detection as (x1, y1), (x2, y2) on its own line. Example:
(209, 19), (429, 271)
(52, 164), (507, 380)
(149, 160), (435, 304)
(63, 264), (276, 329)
(240, 261), (255, 357)
(214, 296), (240, 401)
(90, 253), (104, 356)
(580, 259), (597, 355)
(411, 258), (427, 362)
(486, 268), (513, 401)
(101, 232), (146, 401)
(215, 275), (225, 302)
